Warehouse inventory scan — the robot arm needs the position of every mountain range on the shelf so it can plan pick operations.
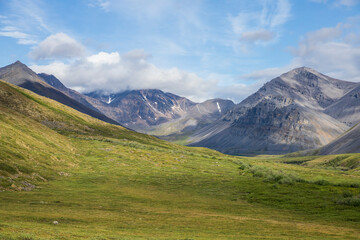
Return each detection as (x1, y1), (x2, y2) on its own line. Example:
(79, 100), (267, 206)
(190, 67), (360, 155)
(1, 61), (360, 155)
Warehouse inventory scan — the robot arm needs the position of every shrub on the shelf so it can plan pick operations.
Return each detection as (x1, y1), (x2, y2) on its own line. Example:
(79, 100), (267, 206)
(342, 190), (354, 198)
(235, 160), (251, 170)
(336, 194), (360, 207)
(248, 165), (299, 185)
(313, 179), (330, 186)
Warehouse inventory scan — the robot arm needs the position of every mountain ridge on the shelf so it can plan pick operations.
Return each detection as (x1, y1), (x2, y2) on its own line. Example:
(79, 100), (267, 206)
(189, 67), (357, 155)
(0, 61), (120, 125)
(2, 61), (360, 155)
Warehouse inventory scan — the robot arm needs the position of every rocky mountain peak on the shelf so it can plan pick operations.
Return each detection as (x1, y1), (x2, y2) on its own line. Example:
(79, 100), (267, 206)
(0, 61), (45, 85)
(190, 67), (356, 155)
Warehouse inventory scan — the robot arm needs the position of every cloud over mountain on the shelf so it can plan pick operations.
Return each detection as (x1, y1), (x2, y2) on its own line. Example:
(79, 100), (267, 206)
(30, 48), (260, 102)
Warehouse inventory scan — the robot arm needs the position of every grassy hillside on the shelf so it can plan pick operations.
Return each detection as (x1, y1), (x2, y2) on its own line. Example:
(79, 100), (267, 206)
(0, 80), (359, 239)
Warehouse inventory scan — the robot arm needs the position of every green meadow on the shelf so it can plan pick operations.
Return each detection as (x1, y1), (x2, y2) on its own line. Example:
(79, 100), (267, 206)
(0, 80), (359, 239)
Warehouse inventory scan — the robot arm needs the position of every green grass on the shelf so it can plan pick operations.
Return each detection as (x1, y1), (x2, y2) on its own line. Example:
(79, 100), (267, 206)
(0, 80), (360, 239)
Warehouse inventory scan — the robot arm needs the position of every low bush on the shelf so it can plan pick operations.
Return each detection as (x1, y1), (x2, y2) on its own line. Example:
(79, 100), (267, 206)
(336, 192), (360, 207)
(247, 165), (300, 185)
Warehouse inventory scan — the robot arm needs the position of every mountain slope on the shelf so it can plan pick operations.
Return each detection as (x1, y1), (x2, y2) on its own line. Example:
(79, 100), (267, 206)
(0, 61), (119, 125)
(148, 98), (235, 141)
(38, 73), (109, 114)
(1, 79), (360, 240)
(319, 121), (360, 155)
(324, 83), (360, 126)
(86, 89), (196, 131)
(28, 66), (235, 139)
(0, 78), (180, 190)
(190, 67), (354, 155)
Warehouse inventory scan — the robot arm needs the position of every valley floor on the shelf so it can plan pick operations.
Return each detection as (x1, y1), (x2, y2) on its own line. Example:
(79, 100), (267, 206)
(1, 136), (360, 239)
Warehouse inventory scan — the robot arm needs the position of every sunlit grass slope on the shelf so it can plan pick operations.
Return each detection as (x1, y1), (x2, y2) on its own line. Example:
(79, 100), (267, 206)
(0, 80), (359, 239)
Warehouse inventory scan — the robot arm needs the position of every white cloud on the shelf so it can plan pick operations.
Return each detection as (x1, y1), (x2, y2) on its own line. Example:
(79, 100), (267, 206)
(0, 26), (37, 45)
(242, 21), (360, 85)
(240, 65), (295, 83)
(29, 49), (260, 103)
(87, 51), (120, 64)
(29, 33), (86, 60)
(0, 0), (54, 46)
(229, 0), (291, 50)
(289, 23), (360, 82)
(29, 50), (210, 102)
(269, 0), (291, 27)
(240, 29), (275, 43)
(0, 30), (29, 39)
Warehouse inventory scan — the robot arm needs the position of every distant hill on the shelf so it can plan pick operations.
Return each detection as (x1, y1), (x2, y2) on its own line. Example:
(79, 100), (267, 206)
(85, 89), (196, 131)
(148, 98), (235, 141)
(0, 61), (119, 125)
(189, 67), (358, 155)
(86, 90), (235, 138)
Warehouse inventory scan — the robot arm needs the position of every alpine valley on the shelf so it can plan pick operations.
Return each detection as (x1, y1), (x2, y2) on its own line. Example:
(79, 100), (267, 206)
(2, 61), (359, 156)
(0, 61), (360, 239)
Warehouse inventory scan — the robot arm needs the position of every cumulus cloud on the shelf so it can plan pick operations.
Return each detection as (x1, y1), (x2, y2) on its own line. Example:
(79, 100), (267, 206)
(242, 20), (360, 84)
(30, 50), (209, 102)
(29, 49), (261, 103)
(289, 23), (360, 82)
(29, 33), (85, 60)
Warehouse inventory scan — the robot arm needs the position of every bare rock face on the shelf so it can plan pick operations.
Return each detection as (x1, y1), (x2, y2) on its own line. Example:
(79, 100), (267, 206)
(85, 89), (196, 131)
(190, 67), (355, 155)
(85, 90), (235, 135)
(147, 98), (235, 138)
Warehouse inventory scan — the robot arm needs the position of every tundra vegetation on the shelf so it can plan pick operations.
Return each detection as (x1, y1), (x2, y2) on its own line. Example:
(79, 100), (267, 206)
(0, 80), (359, 239)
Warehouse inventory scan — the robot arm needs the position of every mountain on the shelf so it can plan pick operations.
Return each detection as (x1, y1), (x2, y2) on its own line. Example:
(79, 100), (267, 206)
(324, 84), (360, 126)
(86, 89), (196, 131)
(148, 98), (235, 141)
(2, 61), (233, 138)
(38, 73), (108, 113)
(0, 61), (119, 125)
(86, 90), (235, 138)
(319, 121), (360, 155)
(190, 67), (356, 155)
(1, 72), (359, 240)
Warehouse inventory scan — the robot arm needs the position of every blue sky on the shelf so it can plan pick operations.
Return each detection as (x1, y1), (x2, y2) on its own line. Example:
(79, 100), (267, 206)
(0, 0), (360, 102)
